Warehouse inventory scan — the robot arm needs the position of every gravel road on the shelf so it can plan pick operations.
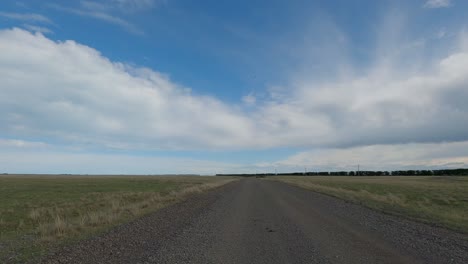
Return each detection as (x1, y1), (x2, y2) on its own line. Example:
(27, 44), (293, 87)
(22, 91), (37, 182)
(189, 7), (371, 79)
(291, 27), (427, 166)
(42, 178), (468, 264)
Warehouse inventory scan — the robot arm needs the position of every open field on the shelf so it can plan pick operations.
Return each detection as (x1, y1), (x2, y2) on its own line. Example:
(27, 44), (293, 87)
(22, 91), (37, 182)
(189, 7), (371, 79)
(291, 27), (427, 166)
(269, 176), (468, 233)
(0, 175), (235, 263)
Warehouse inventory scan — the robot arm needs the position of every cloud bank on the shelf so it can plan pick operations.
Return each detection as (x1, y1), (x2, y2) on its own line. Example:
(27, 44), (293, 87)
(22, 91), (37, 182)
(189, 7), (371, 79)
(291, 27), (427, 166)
(265, 141), (468, 172)
(1, 28), (468, 153)
(0, 28), (253, 150)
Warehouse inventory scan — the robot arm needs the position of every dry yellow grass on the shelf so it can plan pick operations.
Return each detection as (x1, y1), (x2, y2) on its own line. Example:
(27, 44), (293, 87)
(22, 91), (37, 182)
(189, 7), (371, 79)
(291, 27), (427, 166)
(0, 175), (236, 262)
(32, 178), (234, 241)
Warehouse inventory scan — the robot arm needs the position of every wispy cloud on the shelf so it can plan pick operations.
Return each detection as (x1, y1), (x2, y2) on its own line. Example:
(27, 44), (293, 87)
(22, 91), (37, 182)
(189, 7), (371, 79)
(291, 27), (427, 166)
(15, 2), (28, 8)
(22, 24), (53, 34)
(72, 9), (144, 35)
(0, 138), (48, 149)
(242, 94), (256, 105)
(49, 3), (144, 35)
(424, 0), (452, 8)
(0, 11), (51, 23)
(113, 0), (159, 10)
(82, 0), (161, 13)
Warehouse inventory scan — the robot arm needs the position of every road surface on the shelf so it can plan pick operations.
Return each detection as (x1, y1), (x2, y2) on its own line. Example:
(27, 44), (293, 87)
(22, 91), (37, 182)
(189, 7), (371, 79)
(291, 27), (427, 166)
(43, 179), (468, 264)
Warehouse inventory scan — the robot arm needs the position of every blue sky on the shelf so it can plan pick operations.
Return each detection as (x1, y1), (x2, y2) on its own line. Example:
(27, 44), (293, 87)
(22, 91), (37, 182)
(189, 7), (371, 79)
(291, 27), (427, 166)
(1, 0), (468, 174)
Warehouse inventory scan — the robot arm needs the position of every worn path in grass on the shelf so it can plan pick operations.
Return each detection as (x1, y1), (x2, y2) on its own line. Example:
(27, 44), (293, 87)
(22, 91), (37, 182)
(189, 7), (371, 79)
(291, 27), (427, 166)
(42, 179), (468, 264)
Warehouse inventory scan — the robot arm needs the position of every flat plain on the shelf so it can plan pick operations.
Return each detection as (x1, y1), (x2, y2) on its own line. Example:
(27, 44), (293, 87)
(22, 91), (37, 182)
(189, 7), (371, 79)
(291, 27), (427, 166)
(0, 175), (235, 263)
(2, 175), (468, 263)
(43, 178), (468, 264)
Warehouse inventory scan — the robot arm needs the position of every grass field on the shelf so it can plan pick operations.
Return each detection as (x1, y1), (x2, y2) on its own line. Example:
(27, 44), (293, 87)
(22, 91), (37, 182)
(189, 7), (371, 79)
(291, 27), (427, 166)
(0, 175), (235, 263)
(270, 176), (468, 233)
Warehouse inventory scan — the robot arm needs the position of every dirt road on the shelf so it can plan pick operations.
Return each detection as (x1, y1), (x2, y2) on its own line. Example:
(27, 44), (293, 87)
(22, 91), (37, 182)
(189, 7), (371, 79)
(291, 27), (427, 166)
(43, 179), (468, 264)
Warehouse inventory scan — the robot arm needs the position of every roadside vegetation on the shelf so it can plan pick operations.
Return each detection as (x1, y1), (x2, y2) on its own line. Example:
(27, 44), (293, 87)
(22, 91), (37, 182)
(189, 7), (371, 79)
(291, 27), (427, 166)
(0, 175), (235, 263)
(270, 176), (468, 233)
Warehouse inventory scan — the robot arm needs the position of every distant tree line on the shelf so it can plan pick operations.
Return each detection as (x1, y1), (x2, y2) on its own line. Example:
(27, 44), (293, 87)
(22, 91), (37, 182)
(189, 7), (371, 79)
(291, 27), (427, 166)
(216, 168), (468, 177)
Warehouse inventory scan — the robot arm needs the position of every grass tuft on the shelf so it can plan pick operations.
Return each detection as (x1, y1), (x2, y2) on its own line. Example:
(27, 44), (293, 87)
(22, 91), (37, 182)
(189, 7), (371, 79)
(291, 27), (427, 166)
(53, 215), (66, 237)
(28, 208), (42, 223)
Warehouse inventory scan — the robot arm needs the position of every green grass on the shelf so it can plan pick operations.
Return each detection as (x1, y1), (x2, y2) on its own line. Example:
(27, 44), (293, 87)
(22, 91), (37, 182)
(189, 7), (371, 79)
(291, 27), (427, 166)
(0, 175), (235, 263)
(270, 176), (468, 233)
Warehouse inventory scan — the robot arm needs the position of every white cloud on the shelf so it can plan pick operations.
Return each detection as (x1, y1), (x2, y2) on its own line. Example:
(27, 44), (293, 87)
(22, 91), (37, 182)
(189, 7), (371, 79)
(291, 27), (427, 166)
(0, 28), (253, 150)
(1, 25), (468, 154)
(247, 18), (468, 149)
(0, 11), (51, 23)
(424, 0), (452, 8)
(242, 94), (256, 105)
(268, 141), (468, 171)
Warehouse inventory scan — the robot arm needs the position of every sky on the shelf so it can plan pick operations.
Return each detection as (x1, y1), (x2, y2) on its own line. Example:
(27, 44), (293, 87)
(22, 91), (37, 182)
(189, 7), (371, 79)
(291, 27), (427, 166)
(1, 0), (468, 174)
